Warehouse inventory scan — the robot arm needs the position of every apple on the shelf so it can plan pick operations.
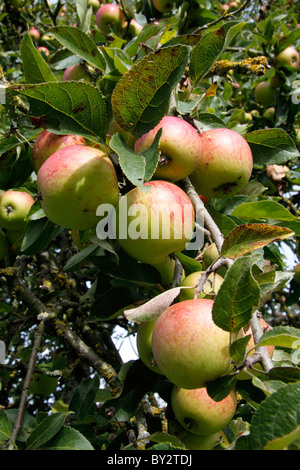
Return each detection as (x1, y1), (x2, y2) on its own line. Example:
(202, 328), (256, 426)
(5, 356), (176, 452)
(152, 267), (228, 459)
(171, 386), (237, 436)
(0, 230), (9, 260)
(295, 128), (300, 148)
(235, 318), (275, 380)
(152, 256), (185, 287)
(231, 109), (253, 124)
(270, 73), (284, 89)
(95, 4), (125, 35)
(0, 190), (35, 232)
(254, 81), (276, 107)
(88, 0), (101, 10)
(263, 107), (275, 120)
(220, 4), (230, 12)
(275, 46), (300, 69)
(152, 0), (173, 14)
(294, 264), (300, 283)
(134, 116), (202, 182)
(6, 229), (23, 247)
(136, 320), (163, 375)
(11, 0), (26, 8)
(37, 145), (119, 230)
(37, 46), (50, 57)
(29, 27), (40, 41)
(128, 19), (143, 38)
(62, 64), (91, 82)
(179, 271), (223, 301)
(202, 243), (219, 269)
(115, 180), (195, 265)
(179, 429), (226, 450)
(108, 118), (136, 149)
(152, 299), (232, 389)
(32, 129), (86, 172)
(228, 1), (238, 11)
(189, 128), (253, 199)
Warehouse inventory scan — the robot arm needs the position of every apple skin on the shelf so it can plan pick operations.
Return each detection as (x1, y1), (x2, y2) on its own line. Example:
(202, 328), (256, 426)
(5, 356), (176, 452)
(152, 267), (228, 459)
(0, 191), (35, 232)
(116, 180), (195, 265)
(179, 429), (226, 450)
(108, 119), (136, 150)
(134, 116), (202, 182)
(37, 46), (50, 57)
(37, 145), (119, 231)
(152, 0), (173, 13)
(152, 299), (231, 389)
(220, 4), (230, 12)
(88, 0), (101, 10)
(179, 271), (223, 301)
(171, 386), (237, 436)
(293, 264), (300, 283)
(29, 27), (40, 41)
(189, 128), (253, 199)
(136, 320), (164, 375)
(128, 19), (143, 37)
(263, 107), (275, 120)
(95, 4), (125, 35)
(254, 81), (276, 107)
(62, 64), (91, 82)
(275, 46), (300, 69)
(0, 230), (9, 260)
(235, 318), (275, 380)
(32, 129), (86, 172)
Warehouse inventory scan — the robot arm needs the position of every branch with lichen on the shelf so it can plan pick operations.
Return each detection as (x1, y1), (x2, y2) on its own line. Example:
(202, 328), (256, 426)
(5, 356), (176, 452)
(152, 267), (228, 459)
(207, 56), (269, 78)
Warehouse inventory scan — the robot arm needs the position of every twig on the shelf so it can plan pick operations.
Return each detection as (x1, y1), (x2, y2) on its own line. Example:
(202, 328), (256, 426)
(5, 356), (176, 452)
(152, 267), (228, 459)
(193, 0), (252, 34)
(250, 310), (274, 373)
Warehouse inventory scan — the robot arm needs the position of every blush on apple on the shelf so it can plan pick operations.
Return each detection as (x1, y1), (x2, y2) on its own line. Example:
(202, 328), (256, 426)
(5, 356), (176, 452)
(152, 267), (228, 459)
(0, 190), (35, 232)
(95, 4), (125, 35)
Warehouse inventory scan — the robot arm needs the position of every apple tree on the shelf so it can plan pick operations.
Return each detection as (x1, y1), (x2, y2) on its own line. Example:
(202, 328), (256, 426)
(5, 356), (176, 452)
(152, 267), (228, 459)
(0, 0), (300, 451)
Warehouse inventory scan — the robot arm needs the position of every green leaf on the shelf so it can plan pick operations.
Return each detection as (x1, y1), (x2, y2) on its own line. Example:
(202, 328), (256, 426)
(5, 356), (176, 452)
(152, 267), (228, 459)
(264, 426), (300, 451)
(76, 0), (92, 33)
(149, 432), (186, 449)
(244, 128), (300, 166)
(206, 374), (237, 402)
(21, 218), (64, 255)
(231, 200), (296, 222)
(42, 426), (94, 450)
(230, 335), (251, 366)
(20, 33), (57, 84)
(0, 410), (13, 441)
(10, 81), (107, 142)
(194, 113), (227, 132)
(212, 256), (260, 332)
(189, 21), (246, 84)
(267, 367), (300, 383)
(257, 325), (300, 349)
(259, 271), (294, 307)
(48, 26), (106, 72)
(64, 244), (99, 272)
(26, 412), (72, 449)
(111, 45), (190, 138)
(249, 383), (300, 450)
(110, 129), (162, 189)
(69, 376), (100, 420)
(220, 223), (295, 259)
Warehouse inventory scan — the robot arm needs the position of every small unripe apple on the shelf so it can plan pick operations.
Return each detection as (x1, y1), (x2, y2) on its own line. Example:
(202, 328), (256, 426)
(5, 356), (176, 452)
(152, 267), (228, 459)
(136, 320), (163, 375)
(189, 128), (253, 199)
(202, 243), (219, 269)
(254, 81), (276, 107)
(62, 64), (91, 82)
(295, 128), (300, 147)
(270, 74), (284, 89)
(134, 116), (202, 182)
(108, 119), (136, 149)
(0, 191), (35, 232)
(0, 230), (9, 260)
(263, 107), (275, 120)
(95, 4), (125, 35)
(88, 0), (101, 10)
(32, 129), (86, 172)
(152, 0), (173, 14)
(293, 264), (300, 283)
(275, 46), (300, 69)
(128, 19), (143, 37)
(220, 4), (230, 12)
(29, 27), (40, 41)
(179, 430), (226, 450)
(116, 180), (195, 266)
(152, 299), (232, 389)
(228, 1), (238, 11)
(171, 386), (237, 436)
(179, 271), (223, 301)
(37, 145), (119, 230)
(37, 46), (50, 57)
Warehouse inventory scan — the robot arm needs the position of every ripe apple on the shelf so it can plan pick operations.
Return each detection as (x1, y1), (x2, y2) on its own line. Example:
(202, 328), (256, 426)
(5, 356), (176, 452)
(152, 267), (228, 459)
(37, 46), (50, 57)
(235, 318), (275, 380)
(136, 320), (163, 375)
(0, 190), (35, 231)
(37, 145), (119, 230)
(32, 129), (86, 172)
(115, 180), (195, 265)
(62, 64), (91, 82)
(179, 271), (223, 301)
(189, 128), (253, 199)
(294, 264), (300, 283)
(95, 4), (125, 35)
(179, 429), (226, 450)
(171, 386), (237, 436)
(152, 299), (232, 389)
(254, 81), (276, 107)
(134, 116), (202, 182)
(29, 27), (40, 41)
(152, 0), (173, 13)
(275, 46), (300, 69)
(0, 230), (9, 260)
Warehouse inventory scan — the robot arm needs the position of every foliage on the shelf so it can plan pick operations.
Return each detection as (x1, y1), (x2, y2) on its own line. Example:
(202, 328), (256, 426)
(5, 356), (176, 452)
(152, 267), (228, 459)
(0, 0), (300, 451)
